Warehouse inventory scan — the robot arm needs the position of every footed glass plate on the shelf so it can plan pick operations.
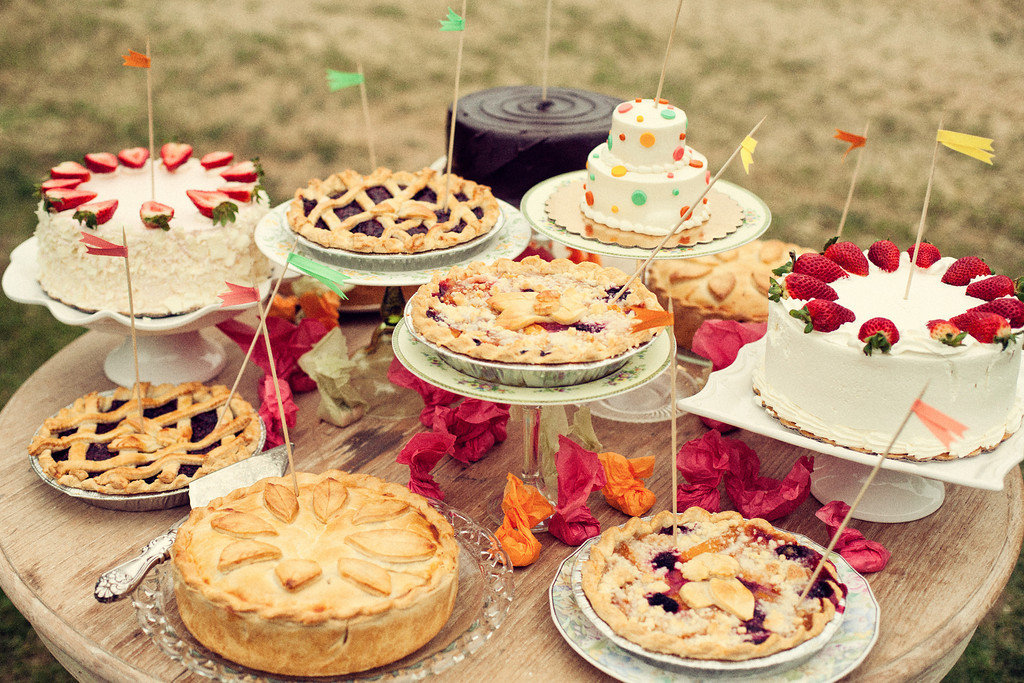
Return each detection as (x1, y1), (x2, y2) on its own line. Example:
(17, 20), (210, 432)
(134, 500), (514, 682)
(551, 533), (879, 682)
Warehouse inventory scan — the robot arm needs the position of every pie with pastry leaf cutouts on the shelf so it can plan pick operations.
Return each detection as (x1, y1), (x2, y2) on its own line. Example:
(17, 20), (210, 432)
(171, 470), (459, 677)
(287, 166), (501, 254)
(581, 508), (847, 662)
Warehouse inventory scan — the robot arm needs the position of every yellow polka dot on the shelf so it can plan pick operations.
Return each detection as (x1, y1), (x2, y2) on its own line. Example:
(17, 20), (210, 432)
(611, 205), (619, 213)
(640, 132), (656, 148)
(611, 165), (627, 177)
(636, 115), (644, 122)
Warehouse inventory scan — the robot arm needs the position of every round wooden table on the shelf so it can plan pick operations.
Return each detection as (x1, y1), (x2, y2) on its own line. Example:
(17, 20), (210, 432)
(1, 324), (1021, 682)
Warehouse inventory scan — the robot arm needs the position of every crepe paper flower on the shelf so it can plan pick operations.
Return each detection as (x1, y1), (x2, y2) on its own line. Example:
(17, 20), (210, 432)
(443, 399), (510, 464)
(259, 375), (297, 449)
(834, 129), (867, 161)
(816, 501), (891, 573)
(547, 436), (607, 546)
(691, 319), (767, 372)
(568, 405), (602, 453)
(677, 481), (724, 513)
(937, 129), (995, 165)
(269, 294), (298, 321)
(121, 49), (151, 68)
(725, 451), (813, 521)
(627, 306), (674, 333)
(495, 473), (553, 567)
(598, 452), (656, 516)
(387, 357), (460, 426)
(297, 290), (341, 330)
(676, 429), (732, 486)
(513, 243), (555, 262)
(296, 327), (367, 428)
(566, 248), (601, 265)
(537, 405), (569, 493)
(396, 428), (456, 501)
(325, 69), (364, 91)
(217, 317), (329, 394)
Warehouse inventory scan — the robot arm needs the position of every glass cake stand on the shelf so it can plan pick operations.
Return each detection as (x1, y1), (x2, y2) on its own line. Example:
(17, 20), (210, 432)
(519, 170), (772, 423)
(3, 237), (271, 386)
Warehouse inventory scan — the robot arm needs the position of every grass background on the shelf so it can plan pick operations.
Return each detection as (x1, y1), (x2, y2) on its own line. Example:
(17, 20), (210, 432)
(1, 0), (1023, 679)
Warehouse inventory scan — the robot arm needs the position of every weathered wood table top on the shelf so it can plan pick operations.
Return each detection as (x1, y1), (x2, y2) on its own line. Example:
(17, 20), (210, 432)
(1, 322), (1021, 682)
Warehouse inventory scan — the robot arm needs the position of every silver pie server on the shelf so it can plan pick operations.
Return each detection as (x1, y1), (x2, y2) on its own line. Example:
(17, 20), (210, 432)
(93, 444), (291, 603)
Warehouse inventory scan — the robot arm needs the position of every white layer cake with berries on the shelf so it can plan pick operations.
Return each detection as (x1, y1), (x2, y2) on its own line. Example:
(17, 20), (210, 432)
(35, 145), (270, 316)
(753, 240), (1024, 461)
(580, 98), (711, 240)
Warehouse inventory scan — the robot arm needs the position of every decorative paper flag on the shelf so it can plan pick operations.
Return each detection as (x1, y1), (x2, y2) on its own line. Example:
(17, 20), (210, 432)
(326, 69), (364, 92)
(285, 252), (350, 299)
(740, 135), (758, 174)
(911, 398), (967, 448)
(937, 129), (995, 165)
(80, 231), (127, 257)
(627, 306), (674, 333)
(439, 7), (465, 31)
(834, 129), (867, 160)
(121, 49), (151, 68)
(218, 282), (259, 308)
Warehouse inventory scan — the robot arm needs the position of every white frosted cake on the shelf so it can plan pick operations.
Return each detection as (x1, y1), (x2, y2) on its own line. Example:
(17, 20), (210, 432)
(35, 145), (270, 316)
(580, 98), (710, 241)
(753, 241), (1024, 460)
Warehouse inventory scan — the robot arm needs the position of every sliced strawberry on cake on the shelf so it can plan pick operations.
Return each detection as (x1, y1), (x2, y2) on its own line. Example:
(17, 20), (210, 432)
(867, 240), (901, 273)
(907, 242), (941, 267)
(83, 152), (119, 174)
(822, 238), (869, 276)
(941, 256), (991, 286)
(50, 161), (91, 182)
(965, 274), (1020, 301)
(160, 142), (193, 171)
(949, 310), (1017, 349)
(140, 201), (174, 230)
(200, 151), (234, 170)
(858, 317), (899, 355)
(218, 183), (254, 202)
(43, 188), (98, 212)
(969, 298), (1024, 328)
(39, 177), (82, 193)
(73, 199), (118, 229)
(926, 319), (967, 347)
(768, 273), (838, 302)
(219, 160), (259, 183)
(187, 190), (238, 225)
(789, 299), (855, 333)
(117, 147), (150, 169)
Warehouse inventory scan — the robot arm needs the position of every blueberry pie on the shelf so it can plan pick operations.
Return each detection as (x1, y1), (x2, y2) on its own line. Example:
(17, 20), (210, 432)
(172, 470), (459, 676)
(408, 256), (666, 364)
(581, 508), (846, 661)
(286, 167), (500, 254)
(28, 382), (261, 495)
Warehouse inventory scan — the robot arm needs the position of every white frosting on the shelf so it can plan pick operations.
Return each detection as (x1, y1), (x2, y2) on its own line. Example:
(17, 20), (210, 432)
(35, 157), (269, 316)
(580, 99), (711, 235)
(754, 252), (1024, 458)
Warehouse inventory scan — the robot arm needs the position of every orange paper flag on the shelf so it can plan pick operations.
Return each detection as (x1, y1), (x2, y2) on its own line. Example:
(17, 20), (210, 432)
(598, 452), (656, 516)
(834, 129), (867, 160)
(121, 49), (151, 68)
(911, 399), (967, 448)
(495, 473), (554, 567)
(627, 306), (674, 333)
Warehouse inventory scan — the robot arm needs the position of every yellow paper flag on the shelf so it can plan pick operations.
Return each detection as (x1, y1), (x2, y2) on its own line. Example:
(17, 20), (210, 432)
(937, 129), (994, 165)
(740, 135), (757, 174)
(121, 49), (151, 68)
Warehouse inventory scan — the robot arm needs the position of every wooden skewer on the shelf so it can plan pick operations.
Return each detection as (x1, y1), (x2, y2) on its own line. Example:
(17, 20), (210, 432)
(145, 39), (155, 202)
(440, 0), (468, 213)
(254, 292), (299, 495)
(835, 121), (869, 238)
(654, 0), (685, 106)
(120, 226), (143, 427)
(356, 62), (377, 170)
(540, 0), (553, 102)
(905, 115), (944, 299)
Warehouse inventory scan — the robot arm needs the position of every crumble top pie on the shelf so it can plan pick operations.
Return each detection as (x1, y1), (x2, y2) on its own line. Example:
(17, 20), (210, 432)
(28, 382), (261, 495)
(581, 508), (846, 661)
(287, 167), (501, 254)
(408, 256), (664, 365)
(172, 471), (459, 677)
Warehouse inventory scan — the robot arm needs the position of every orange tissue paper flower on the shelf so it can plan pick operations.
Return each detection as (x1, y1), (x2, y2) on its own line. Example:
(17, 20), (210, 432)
(495, 473), (553, 567)
(598, 452), (656, 516)
(495, 519), (542, 567)
(269, 294), (298, 321)
(297, 290), (341, 330)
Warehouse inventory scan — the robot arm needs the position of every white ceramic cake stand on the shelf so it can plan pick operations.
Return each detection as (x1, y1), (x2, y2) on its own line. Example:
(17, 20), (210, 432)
(519, 171), (772, 423)
(678, 338), (1024, 522)
(3, 237), (271, 386)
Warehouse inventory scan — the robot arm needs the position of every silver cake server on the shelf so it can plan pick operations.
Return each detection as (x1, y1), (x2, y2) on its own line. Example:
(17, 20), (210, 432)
(93, 444), (291, 603)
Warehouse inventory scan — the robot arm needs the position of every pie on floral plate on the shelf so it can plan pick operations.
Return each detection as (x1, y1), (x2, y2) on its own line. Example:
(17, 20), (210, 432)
(580, 508), (847, 663)
(287, 167), (501, 254)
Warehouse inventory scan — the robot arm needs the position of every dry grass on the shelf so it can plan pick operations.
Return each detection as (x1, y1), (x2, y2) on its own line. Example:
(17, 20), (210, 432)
(1, 0), (1023, 680)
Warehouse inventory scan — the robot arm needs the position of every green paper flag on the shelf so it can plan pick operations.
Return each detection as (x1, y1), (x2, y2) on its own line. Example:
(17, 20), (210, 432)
(286, 252), (350, 299)
(326, 69), (365, 92)
(439, 7), (465, 31)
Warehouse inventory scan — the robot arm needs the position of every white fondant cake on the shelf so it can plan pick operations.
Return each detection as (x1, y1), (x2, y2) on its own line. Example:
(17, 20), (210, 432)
(35, 150), (269, 316)
(753, 247), (1024, 460)
(580, 98), (711, 236)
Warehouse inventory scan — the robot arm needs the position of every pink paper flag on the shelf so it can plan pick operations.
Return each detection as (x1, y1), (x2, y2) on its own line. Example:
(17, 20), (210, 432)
(80, 231), (127, 257)
(217, 282), (259, 308)
(911, 399), (967, 448)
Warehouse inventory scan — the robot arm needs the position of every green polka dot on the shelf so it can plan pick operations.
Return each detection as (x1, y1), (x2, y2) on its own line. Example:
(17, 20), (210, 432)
(589, 172), (595, 181)
(631, 190), (647, 206)
(672, 189), (680, 196)
(661, 109), (676, 120)
(607, 135), (612, 150)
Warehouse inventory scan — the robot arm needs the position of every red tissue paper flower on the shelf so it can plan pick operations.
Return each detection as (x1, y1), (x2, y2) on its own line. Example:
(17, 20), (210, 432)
(387, 357), (459, 426)
(815, 500), (890, 573)
(395, 425), (456, 501)
(437, 399), (510, 464)
(258, 375), (297, 449)
(218, 316), (329, 394)
(690, 320), (766, 432)
(548, 436), (607, 546)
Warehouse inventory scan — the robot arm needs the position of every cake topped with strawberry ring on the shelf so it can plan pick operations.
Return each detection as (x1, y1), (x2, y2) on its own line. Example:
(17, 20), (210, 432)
(754, 239), (1023, 460)
(34, 143), (270, 316)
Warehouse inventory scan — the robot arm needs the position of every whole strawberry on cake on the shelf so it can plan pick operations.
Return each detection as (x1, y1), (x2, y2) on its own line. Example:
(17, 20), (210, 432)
(35, 144), (270, 316)
(754, 238), (1024, 460)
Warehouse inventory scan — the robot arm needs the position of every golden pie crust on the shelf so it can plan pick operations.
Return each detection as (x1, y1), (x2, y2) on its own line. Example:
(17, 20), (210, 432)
(172, 471), (459, 677)
(28, 382), (260, 495)
(287, 167), (501, 254)
(581, 508), (845, 661)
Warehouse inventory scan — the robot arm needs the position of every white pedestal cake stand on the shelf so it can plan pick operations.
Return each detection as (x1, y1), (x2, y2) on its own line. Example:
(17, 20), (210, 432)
(678, 338), (1024, 522)
(3, 238), (270, 386)
(519, 170), (772, 423)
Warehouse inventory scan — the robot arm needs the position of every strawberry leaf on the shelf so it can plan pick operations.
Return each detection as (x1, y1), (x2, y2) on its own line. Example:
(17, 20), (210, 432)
(211, 201), (239, 226)
(145, 214), (172, 231)
(73, 209), (99, 229)
(250, 156), (266, 199)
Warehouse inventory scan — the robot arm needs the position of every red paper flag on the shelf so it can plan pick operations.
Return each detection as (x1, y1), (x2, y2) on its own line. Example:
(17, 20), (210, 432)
(911, 399), (967, 448)
(834, 129), (867, 160)
(121, 49), (151, 68)
(217, 282), (259, 308)
(79, 231), (127, 257)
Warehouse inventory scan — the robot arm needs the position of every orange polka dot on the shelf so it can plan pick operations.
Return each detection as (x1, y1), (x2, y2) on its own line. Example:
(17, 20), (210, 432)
(679, 132), (686, 140)
(680, 205), (691, 217)
(611, 165), (627, 177)
(619, 133), (626, 141)
(640, 132), (656, 148)
(703, 197), (708, 204)
(689, 159), (704, 168)
(585, 191), (594, 206)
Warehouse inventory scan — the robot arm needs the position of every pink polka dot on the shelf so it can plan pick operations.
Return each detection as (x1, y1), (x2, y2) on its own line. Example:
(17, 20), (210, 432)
(705, 170), (711, 184)
(672, 146), (685, 161)
(667, 172), (674, 178)
(617, 103), (633, 113)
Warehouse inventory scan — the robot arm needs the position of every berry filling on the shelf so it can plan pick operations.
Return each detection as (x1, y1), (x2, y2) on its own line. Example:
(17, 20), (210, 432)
(302, 197), (317, 215)
(659, 524), (693, 535)
(85, 442), (115, 461)
(51, 449), (70, 462)
(741, 605), (771, 644)
(190, 410), (217, 442)
(406, 225), (429, 235)
(334, 204), (363, 222)
(352, 220), (385, 237)
(651, 550), (679, 572)
(776, 543), (822, 571)
(646, 592), (680, 613)
(365, 186), (392, 203)
(412, 188), (437, 203)
(143, 402), (176, 419)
